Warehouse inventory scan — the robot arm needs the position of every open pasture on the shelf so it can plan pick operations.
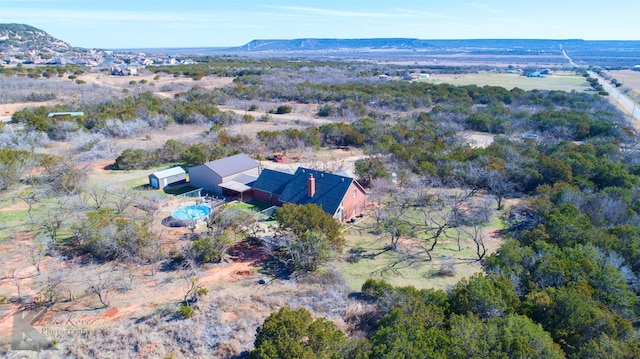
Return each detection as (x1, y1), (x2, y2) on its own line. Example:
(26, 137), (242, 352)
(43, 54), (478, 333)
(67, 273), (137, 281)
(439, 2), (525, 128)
(427, 71), (590, 92)
(606, 69), (640, 102)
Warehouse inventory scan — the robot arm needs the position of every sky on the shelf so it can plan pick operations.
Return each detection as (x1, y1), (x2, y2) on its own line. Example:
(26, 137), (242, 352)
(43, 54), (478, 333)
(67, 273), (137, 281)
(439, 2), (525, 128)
(1, 0), (639, 49)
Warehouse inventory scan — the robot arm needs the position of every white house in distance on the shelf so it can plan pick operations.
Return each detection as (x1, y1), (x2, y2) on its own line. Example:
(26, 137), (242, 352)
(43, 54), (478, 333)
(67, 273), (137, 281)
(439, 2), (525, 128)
(188, 153), (260, 196)
(149, 167), (187, 189)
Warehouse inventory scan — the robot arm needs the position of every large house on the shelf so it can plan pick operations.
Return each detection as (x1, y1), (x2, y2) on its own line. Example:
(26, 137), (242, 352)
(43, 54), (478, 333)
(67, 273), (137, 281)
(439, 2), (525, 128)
(252, 167), (368, 223)
(188, 153), (260, 196)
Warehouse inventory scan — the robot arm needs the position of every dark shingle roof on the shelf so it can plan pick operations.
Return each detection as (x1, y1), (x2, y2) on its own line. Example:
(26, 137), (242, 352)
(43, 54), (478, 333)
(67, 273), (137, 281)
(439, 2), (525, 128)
(252, 169), (293, 196)
(278, 167), (353, 216)
(203, 153), (259, 177)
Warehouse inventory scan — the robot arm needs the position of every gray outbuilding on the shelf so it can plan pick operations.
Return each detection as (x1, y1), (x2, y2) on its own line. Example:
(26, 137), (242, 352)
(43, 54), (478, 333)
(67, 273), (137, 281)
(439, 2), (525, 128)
(149, 167), (187, 189)
(188, 153), (260, 195)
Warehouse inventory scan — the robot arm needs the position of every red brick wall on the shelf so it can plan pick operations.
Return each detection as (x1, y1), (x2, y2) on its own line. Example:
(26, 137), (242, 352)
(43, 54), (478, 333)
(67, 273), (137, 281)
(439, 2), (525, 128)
(340, 182), (368, 222)
(253, 189), (282, 206)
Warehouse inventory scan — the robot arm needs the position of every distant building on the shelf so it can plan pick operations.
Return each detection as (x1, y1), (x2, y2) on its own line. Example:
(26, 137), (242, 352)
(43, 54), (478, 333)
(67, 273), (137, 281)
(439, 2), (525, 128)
(47, 112), (84, 120)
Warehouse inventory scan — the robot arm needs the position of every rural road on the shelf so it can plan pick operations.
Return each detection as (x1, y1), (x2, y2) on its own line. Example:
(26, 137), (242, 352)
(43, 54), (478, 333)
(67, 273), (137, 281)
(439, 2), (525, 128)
(562, 49), (640, 127)
(561, 48), (577, 68)
(589, 71), (640, 126)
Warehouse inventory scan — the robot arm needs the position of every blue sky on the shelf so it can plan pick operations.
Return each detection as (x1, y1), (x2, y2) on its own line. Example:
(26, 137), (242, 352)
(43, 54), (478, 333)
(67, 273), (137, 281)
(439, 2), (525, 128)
(1, 0), (639, 49)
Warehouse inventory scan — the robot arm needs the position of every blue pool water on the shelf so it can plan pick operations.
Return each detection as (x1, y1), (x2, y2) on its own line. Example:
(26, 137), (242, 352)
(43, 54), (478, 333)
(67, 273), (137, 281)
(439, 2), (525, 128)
(171, 205), (211, 221)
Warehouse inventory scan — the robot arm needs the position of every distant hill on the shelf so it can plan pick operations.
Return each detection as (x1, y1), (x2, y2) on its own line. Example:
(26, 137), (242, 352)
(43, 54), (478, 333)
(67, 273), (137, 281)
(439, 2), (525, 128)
(239, 38), (434, 51)
(237, 38), (579, 52)
(0, 23), (78, 56)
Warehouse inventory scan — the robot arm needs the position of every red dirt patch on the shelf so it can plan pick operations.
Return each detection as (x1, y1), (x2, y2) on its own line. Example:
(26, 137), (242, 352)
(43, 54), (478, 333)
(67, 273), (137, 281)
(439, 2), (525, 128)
(103, 307), (118, 319)
(0, 200), (29, 212)
(227, 241), (269, 266)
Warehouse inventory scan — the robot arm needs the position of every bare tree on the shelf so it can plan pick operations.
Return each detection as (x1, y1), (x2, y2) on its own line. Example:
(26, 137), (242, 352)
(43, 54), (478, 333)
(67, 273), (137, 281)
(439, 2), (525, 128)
(39, 199), (72, 239)
(469, 223), (488, 261)
(21, 234), (53, 275)
(206, 206), (256, 241)
(9, 268), (24, 303)
(37, 257), (66, 305)
(83, 186), (110, 209)
(83, 266), (117, 308)
(305, 153), (346, 174)
(19, 190), (39, 224)
(487, 170), (516, 210)
(111, 186), (135, 214)
(370, 178), (417, 251)
(418, 185), (473, 253)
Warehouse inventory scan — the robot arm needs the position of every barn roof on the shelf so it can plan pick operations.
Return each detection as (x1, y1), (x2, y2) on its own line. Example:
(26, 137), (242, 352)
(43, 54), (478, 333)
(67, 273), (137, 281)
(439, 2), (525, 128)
(202, 153), (259, 177)
(151, 166), (186, 179)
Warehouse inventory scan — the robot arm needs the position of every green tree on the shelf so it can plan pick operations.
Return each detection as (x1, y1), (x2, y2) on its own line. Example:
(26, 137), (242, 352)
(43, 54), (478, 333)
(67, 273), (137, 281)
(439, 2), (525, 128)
(524, 282), (634, 356)
(190, 232), (233, 263)
(251, 307), (346, 359)
(448, 273), (519, 320)
(274, 204), (344, 250)
(354, 157), (389, 188)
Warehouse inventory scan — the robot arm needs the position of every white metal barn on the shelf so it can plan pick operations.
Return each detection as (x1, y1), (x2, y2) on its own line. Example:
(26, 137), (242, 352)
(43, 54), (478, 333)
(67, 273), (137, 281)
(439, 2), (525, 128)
(149, 167), (187, 189)
(188, 153), (260, 195)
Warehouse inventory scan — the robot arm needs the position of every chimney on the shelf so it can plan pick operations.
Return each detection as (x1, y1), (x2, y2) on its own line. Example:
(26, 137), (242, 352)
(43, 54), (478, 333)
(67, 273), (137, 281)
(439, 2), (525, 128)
(308, 174), (316, 197)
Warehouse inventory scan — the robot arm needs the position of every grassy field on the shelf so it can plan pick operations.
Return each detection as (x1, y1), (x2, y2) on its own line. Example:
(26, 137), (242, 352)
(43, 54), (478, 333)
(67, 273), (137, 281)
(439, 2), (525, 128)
(606, 70), (640, 101)
(426, 71), (590, 92)
(334, 217), (502, 291)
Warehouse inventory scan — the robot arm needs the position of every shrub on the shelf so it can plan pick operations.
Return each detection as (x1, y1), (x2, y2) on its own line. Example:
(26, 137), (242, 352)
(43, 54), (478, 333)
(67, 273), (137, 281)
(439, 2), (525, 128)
(191, 233), (233, 263)
(317, 104), (335, 117)
(275, 105), (292, 114)
(179, 305), (195, 319)
(361, 279), (393, 299)
(25, 92), (57, 102)
(259, 114), (272, 122)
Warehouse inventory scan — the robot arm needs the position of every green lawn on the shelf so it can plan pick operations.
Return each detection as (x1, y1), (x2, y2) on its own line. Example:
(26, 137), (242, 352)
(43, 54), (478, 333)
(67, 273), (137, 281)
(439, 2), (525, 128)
(426, 71), (590, 92)
(0, 208), (31, 241)
(230, 200), (273, 212)
(0, 197), (60, 241)
(228, 200), (276, 223)
(333, 217), (494, 291)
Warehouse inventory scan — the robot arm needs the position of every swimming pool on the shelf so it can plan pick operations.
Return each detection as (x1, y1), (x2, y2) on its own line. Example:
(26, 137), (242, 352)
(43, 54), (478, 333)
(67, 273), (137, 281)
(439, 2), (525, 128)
(171, 205), (211, 221)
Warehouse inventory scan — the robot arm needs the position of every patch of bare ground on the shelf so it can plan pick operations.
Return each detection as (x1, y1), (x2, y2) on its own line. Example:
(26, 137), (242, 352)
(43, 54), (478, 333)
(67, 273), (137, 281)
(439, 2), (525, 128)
(0, 200), (28, 212)
(465, 131), (495, 148)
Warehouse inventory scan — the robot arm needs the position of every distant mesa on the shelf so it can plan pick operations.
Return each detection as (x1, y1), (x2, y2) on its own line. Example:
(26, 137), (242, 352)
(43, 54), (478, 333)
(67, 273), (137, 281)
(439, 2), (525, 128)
(3, 23), (640, 68)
